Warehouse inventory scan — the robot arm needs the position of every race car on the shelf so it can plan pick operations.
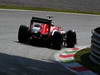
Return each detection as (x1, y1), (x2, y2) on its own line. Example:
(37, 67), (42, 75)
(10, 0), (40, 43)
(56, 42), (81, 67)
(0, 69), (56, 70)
(18, 16), (77, 49)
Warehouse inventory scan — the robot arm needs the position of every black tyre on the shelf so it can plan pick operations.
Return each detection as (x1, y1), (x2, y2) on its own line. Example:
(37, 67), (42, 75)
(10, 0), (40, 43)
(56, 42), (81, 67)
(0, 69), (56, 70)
(52, 32), (63, 50)
(18, 25), (29, 43)
(66, 30), (77, 48)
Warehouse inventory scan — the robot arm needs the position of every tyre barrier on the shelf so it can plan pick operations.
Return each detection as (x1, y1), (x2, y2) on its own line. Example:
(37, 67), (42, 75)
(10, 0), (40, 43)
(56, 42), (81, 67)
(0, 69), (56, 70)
(89, 27), (100, 65)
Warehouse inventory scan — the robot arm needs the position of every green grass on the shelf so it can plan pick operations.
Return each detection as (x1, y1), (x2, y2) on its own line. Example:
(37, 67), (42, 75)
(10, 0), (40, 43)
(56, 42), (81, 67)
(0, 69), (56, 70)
(0, 5), (100, 15)
(75, 48), (91, 62)
(75, 48), (100, 73)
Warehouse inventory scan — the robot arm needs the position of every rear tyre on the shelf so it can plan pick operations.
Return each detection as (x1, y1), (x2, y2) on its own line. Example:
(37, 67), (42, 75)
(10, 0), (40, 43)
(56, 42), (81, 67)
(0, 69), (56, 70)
(52, 32), (63, 50)
(18, 25), (29, 43)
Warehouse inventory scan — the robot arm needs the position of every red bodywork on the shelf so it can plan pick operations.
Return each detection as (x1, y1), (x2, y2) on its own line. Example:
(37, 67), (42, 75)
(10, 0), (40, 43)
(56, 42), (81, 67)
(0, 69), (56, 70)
(40, 24), (49, 35)
(41, 24), (62, 34)
(30, 23), (62, 35)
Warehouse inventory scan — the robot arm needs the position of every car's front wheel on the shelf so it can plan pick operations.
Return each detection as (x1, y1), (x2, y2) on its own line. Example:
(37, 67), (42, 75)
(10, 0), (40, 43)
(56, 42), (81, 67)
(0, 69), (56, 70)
(66, 30), (77, 48)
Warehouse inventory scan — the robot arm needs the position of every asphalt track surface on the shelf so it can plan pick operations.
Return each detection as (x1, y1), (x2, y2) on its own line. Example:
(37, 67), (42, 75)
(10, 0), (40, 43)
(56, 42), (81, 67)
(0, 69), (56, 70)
(0, 9), (100, 75)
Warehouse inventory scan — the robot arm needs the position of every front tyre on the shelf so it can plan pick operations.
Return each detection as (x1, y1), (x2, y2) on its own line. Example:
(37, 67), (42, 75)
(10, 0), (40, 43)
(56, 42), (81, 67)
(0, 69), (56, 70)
(66, 30), (77, 48)
(18, 25), (29, 43)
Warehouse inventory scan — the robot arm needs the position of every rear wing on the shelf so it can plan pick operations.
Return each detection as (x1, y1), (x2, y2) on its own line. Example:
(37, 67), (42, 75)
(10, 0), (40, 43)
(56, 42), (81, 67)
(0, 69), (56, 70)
(31, 17), (52, 24)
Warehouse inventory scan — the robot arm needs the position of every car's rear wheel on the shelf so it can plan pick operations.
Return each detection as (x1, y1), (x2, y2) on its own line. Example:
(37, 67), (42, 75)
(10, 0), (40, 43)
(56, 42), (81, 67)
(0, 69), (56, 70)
(52, 32), (63, 50)
(18, 25), (29, 43)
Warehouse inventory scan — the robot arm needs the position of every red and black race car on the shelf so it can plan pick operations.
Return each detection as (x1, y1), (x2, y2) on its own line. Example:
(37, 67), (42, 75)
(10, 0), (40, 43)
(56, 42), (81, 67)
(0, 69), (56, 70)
(18, 16), (77, 49)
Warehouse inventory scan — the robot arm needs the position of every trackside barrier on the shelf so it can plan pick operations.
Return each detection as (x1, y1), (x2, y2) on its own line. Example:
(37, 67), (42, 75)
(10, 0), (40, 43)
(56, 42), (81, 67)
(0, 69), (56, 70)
(90, 27), (100, 65)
